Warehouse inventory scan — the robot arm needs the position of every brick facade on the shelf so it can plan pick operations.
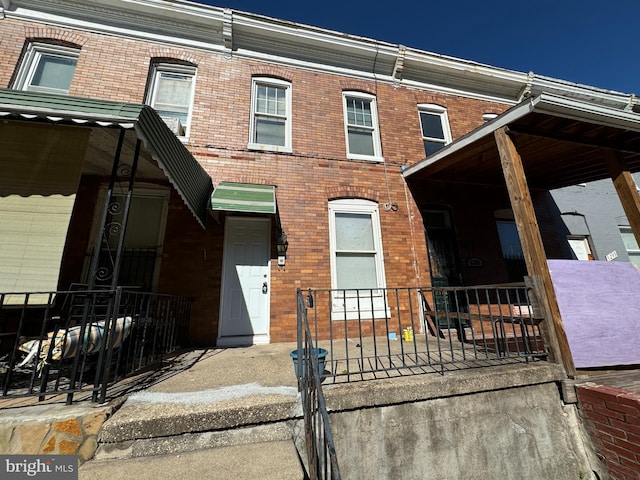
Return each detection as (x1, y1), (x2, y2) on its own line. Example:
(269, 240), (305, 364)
(577, 384), (640, 480)
(1, 15), (544, 346)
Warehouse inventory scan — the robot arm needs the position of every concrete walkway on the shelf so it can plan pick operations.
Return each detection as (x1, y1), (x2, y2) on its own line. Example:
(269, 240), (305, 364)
(78, 342), (306, 479)
(80, 440), (304, 480)
(2, 340), (582, 479)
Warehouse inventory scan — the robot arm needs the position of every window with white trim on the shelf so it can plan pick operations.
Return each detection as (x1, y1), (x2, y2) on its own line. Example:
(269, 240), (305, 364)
(567, 236), (593, 261)
(248, 78), (292, 152)
(328, 199), (387, 318)
(146, 63), (196, 137)
(619, 226), (640, 268)
(418, 104), (452, 156)
(343, 92), (383, 161)
(13, 42), (79, 94)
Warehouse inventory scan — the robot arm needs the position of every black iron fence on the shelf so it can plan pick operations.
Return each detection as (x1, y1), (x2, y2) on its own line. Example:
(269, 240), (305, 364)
(0, 287), (190, 404)
(296, 289), (341, 480)
(298, 284), (546, 384)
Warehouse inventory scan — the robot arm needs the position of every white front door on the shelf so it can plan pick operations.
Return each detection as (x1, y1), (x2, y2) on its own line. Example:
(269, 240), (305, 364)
(218, 217), (271, 346)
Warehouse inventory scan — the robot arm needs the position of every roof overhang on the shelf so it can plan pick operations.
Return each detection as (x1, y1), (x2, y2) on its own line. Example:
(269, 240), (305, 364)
(5, 1), (638, 108)
(403, 92), (640, 190)
(0, 88), (213, 228)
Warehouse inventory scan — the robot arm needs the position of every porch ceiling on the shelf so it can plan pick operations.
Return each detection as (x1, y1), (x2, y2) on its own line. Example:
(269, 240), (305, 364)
(0, 89), (213, 228)
(403, 92), (640, 190)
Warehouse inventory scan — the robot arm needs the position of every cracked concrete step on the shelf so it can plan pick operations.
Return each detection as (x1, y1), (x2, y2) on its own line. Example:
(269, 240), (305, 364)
(79, 439), (304, 480)
(93, 420), (299, 460)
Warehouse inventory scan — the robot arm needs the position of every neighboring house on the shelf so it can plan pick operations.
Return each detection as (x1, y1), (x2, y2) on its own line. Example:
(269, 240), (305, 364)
(1, 0), (640, 364)
(551, 175), (640, 267)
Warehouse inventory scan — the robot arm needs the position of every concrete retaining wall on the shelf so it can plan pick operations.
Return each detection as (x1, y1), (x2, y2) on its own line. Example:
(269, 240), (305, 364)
(323, 366), (604, 479)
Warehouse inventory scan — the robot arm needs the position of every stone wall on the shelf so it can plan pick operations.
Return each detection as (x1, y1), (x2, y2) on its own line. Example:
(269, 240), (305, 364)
(0, 403), (111, 464)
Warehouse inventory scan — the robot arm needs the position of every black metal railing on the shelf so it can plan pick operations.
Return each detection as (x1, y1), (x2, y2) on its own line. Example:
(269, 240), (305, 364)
(0, 287), (190, 404)
(296, 289), (341, 480)
(87, 247), (158, 292)
(298, 284), (546, 384)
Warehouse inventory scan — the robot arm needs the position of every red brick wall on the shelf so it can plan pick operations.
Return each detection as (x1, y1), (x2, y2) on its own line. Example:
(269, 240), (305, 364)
(577, 384), (640, 480)
(2, 17), (549, 346)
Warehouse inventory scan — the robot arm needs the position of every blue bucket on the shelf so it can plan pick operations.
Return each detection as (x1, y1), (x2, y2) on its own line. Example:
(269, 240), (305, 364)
(290, 348), (328, 377)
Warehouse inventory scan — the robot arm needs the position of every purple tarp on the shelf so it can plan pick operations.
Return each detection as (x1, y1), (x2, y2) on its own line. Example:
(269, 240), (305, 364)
(548, 260), (640, 369)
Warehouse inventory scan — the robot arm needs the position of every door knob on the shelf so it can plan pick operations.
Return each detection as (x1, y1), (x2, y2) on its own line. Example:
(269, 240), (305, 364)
(262, 282), (268, 294)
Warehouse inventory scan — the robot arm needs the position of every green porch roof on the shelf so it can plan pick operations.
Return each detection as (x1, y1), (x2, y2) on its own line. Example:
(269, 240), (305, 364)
(210, 182), (277, 214)
(0, 88), (213, 228)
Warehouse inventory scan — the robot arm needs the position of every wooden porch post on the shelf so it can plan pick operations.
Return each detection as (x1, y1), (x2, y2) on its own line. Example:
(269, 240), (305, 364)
(603, 149), (640, 249)
(494, 127), (576, 377)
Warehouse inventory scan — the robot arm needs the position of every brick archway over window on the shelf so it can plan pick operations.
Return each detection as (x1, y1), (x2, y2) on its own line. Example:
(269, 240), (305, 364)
(326, 186), (379, 203)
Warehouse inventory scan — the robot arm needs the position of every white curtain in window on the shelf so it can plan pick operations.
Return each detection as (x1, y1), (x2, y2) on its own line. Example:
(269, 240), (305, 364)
(30, 54), (77, 92)
(154, 73), (192, 123)
(335, 213), (377, 289)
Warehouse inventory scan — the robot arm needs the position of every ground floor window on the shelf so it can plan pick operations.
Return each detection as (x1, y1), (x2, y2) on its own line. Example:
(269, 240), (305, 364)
(567, 236), (593, 261)
(619, 226), (640, 268)
(328, 199), (387, 319)
(496, 219), (527, 282)
(85, 188), (169, 291)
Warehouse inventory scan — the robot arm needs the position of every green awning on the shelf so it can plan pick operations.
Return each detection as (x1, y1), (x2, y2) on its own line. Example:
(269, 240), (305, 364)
(210, 182), (276, 214)
(0, 88), (213, 228)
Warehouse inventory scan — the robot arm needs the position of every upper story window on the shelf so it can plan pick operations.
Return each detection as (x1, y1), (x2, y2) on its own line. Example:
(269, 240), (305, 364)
(248, 77), (292, 152)
(13, 42), (79, 95)
(146, 62), (196, 137)
(418, 104), (452, 157)
(343, 92), (383, 161)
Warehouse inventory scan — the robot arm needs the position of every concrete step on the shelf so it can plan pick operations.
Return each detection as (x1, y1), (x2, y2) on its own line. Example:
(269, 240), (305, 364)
(79, 439), (304, 480)
(81, 385), (307, 478)
(93, 420), (300, 460)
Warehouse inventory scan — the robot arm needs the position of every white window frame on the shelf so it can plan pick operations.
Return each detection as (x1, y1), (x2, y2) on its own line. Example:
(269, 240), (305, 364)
(342, 91), (384, 162)
(328, 199), (388, 319)
(567, 235), (593, 261)
(248, 77), (292, 153)
(146, 63), (197, 138)
(13, 42), (79, 94)
(418, 104), (452, 157)
(619, 226), (640, 267)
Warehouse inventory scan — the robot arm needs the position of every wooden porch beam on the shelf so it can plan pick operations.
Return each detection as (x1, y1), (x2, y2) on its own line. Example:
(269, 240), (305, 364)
(494, 127), (576, 376)
(603, 149), (640, 249)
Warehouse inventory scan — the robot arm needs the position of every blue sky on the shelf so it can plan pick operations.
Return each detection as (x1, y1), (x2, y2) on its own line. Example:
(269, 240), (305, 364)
(195, 0), (639, 95)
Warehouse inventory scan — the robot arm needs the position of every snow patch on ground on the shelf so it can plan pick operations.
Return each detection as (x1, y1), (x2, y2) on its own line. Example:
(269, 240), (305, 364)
(127, 382), (298, 405)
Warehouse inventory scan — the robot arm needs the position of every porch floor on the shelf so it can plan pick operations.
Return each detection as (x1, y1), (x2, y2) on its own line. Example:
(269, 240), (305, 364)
(2, 338), (639, 410)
